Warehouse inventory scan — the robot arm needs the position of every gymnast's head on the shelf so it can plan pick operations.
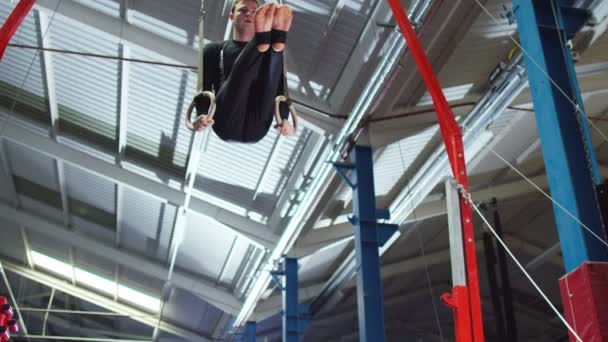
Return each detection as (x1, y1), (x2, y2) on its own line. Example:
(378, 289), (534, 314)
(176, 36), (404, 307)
(230, 0), (259, 32)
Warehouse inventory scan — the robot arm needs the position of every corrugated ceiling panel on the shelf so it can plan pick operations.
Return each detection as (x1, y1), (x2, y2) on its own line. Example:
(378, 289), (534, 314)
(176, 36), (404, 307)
(19, 196), (64, 225)
(471, 109), (539, 175)
(59, 135), (116, 164)
(0, 4), (48, 122)
(287, 0), (339, 100)
(27, 219), (71, 263)
(74, 248), (116, 280)
(315, 0), (375, 97)
(120, 187), (175, 261)
(130, 9), (190, 46)
(49, 13), (119, 143)
(251, 129), (314, 215)
(289, 0), (338, 72)
(158, 202), (177, 260)
(163, 288), (224, 336)
(6, 140), (58, 191)
(72, 0), (120, 18)
(217, 237), (250, 286)
(118, 265), (163, 298)
(130, 0), (225, 43)
(434, 0), (516, 89)
(259, 129), (309, 196)
(72, 215), (115, 245)
(176, 211), (237, 279)
(488, 109), (521, 135)
(127, 44), (191, 172)
(374, 124), (440, 196)
(64, 163), (116, 214)
(196, 131), (276, 209)
(0, 219), (26, 264)
(299, 238), (350, 284)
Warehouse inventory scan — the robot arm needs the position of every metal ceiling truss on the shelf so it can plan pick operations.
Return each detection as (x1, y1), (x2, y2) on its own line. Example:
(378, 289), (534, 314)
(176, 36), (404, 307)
(0, 114), (278, 248)
(0, 202), (243, 315)
(1, 259), (212, 341)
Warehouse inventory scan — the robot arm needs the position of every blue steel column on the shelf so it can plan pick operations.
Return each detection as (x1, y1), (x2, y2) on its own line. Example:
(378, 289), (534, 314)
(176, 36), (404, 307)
(245, 321), (256, 342)
(513, 0), (608, 271)
(282, 257), (299, 342)
(345, 145), (397, 342)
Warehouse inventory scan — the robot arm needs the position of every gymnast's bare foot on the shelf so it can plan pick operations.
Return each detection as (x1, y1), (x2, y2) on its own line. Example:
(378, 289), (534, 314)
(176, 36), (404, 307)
(272, 5), (292, 52)
(255, 3), (275, 52)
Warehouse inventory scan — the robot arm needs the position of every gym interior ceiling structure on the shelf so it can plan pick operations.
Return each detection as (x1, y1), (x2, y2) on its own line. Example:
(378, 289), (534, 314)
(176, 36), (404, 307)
(1, 0), (608, 341)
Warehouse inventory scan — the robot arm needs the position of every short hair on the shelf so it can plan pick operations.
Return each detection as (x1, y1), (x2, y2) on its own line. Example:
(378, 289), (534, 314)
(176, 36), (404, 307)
(231, 0), (259, 13)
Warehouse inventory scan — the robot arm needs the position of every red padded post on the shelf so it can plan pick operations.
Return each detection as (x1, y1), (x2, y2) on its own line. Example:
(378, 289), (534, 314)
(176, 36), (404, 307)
(560, 262), (608, 341)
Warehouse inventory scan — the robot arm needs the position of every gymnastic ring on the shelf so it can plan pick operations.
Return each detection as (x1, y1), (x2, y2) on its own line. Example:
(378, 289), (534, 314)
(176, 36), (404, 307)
(185, 91), (216, 132)
(274, 95), (298, 133)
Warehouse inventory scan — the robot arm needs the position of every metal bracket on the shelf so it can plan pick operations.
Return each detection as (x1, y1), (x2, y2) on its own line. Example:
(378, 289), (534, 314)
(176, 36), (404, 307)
(377, 223), (399, 247)
(501, 5), (518, 25)
(270, 271), (285, 291)
(333, 163), (356, 189)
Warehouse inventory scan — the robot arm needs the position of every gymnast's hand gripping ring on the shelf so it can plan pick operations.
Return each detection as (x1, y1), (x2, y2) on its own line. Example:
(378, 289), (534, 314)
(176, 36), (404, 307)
(185, 91), (216, 131)
(274, 95), (298, 133)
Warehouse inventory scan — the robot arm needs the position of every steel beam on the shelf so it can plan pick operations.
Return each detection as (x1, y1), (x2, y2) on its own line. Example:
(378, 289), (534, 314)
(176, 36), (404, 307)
(513, 0), (608, 270)
(2, 259), (213, 341)
(0, 138), (18, 206)
(116, 44), (130, 161)
(346, 146), (397, 342)
(300, 174), (551, 252)
(245, 321), (256, 342)
(525, 242), (560, 271)
(115, 4), (130, 301)
(0, 202), (243, 314)
(281, 258), (301, 342)
(42, 288), (56, 336)
(0, 115), (277, 249)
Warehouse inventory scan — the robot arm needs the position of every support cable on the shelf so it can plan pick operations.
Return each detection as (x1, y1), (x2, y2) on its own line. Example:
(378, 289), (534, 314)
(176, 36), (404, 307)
(9, 0), (63, 113)
(449, 180), (583, 342)
(471, 0), (608, 146)
(547, 0), (608, 234)
(397, 139), (445, 341)
(0, 1), (61, 139)
(488, 148), (608, 249)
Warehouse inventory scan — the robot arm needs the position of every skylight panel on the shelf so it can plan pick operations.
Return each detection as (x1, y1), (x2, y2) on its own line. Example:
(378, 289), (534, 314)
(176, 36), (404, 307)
(31, 250), (161, 313)
(31, 251), (72, 279)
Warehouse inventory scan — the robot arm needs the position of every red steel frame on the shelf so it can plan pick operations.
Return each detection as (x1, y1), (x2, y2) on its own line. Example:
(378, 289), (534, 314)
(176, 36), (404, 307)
(386, 1), (485, 341)
(0, 0), (36, 61)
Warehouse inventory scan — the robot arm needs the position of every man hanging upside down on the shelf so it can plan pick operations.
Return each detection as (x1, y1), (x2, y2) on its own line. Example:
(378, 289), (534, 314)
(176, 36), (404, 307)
(193, 0), (295, 143)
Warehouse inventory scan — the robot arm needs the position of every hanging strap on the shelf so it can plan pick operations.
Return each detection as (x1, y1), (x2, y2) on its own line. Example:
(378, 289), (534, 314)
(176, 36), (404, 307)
(219, 40), (229, 83)
(185, 1), (216, 131)
(274, 47), (298, 133)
